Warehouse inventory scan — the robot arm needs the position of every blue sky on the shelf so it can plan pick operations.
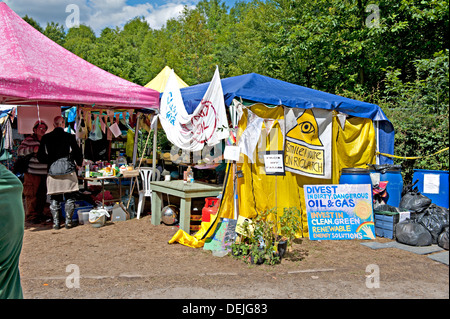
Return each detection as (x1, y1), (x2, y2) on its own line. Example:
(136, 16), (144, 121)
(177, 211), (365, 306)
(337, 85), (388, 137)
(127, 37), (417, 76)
(3, 0), (246, 35)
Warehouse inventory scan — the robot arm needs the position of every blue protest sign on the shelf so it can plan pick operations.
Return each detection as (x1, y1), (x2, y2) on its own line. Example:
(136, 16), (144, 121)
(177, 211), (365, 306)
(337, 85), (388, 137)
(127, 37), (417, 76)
(304, 184), (375, 240)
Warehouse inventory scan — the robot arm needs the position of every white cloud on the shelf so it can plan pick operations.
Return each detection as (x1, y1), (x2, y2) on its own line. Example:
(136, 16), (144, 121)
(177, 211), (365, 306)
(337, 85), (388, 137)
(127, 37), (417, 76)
(86, 1), (156, 33)
(144, 3), (193, 29)
(4, 0), (199, 35)
(4, 0), (90, 26)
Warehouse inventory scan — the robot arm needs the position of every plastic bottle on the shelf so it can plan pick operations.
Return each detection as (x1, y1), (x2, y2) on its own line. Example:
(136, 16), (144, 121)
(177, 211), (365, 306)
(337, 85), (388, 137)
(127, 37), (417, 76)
(187, 166), (194, 184)
(85, 164), (90, 178)
(116, 153), (127, 167)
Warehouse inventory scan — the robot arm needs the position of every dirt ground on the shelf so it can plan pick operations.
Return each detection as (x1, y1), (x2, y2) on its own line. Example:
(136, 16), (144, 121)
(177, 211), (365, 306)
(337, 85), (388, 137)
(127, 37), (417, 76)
(19, 213), (448, 302)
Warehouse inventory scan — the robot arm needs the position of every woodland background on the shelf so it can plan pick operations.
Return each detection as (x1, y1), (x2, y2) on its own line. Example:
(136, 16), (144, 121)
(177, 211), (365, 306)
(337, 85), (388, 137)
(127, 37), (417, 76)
(22, 0), (449, 182)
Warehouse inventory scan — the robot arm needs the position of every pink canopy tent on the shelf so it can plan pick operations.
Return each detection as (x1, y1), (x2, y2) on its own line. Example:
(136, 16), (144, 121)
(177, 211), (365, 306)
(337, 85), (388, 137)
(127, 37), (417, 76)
(0, 2), (159, 110)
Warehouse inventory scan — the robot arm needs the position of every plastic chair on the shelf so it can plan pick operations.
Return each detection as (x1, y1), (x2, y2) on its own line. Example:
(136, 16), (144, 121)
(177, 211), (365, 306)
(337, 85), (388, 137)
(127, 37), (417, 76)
(136, 167), (161, 219)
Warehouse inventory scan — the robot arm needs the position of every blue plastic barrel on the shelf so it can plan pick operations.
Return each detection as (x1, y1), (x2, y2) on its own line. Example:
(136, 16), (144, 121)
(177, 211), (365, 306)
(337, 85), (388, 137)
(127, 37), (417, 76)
(380, 167), (403, 208)
(339, 168), (372, 185)
(412, 169), (449, 208)
(368, 164), (404, 208)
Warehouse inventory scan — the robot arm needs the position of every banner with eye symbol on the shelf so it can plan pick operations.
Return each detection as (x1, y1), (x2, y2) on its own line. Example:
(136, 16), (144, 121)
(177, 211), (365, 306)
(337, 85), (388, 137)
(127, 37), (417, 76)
(284, 108), (332, 179)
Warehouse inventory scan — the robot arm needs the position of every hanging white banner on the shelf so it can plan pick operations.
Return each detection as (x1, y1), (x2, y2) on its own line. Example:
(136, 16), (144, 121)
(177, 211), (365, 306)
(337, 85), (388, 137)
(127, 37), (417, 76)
(284, 108), (332, 179)
(238, 109), (264, 163)
(159, 67), (228, 152)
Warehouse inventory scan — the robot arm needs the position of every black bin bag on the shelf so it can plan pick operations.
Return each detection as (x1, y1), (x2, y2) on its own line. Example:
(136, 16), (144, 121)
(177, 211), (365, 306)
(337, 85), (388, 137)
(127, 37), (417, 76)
(399, 189), (431, 213)
(395, 219), (432, 247)
(438, 226), (449, 250)
(417, 204), (449, 244)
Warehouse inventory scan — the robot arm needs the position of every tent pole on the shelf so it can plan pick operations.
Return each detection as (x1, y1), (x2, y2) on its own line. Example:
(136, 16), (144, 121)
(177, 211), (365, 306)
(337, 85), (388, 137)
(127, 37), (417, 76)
(152, 114), (158, 179)
(375, 121), (380, 164)
(132, 112), (141, 168)
(231, 102), (239, 220)
(233, 161), (238, 220)
(130, 112), (141, 197)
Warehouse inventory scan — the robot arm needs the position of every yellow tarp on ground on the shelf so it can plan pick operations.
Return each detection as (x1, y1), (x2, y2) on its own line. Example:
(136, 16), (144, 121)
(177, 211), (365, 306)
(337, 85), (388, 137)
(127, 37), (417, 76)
(168, 211), (222, 248)
(145, 66), (188, 93)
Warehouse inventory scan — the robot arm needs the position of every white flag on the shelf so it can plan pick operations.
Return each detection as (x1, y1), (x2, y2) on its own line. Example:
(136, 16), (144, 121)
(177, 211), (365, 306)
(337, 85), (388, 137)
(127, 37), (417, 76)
(159, 69), (189, 148)
(159, 67), (228, 151)
(238, 109), (264, 163)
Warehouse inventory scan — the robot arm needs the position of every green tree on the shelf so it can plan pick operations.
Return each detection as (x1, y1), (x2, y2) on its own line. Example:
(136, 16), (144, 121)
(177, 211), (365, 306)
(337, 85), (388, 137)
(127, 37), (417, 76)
(196, 0), (237, 78)
(43, 22), (66, 46)
(380, 50), (449, 181)
(254, 0), (448, 94)
(140, 18), (188, 85)
(92, 27), (129, 78)
(63, 25), (97, 62)
(120, 17), (152, 84)
(174, 6), (216, 84)
(22, 15), (43, 32)
(229, 0), (279, 76)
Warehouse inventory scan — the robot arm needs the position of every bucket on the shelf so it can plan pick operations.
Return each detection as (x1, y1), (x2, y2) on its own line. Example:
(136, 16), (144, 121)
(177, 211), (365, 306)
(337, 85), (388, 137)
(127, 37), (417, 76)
(89, 208), (110, 228)
(369, 165), (403, 208)
(90, 214), (106, 228)
(412, 169), (449, 208)
(339, 168), (372, 185)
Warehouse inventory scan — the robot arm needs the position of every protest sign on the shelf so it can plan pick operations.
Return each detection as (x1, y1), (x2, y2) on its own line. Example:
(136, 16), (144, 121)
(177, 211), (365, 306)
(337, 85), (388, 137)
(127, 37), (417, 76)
(284, 108), (332, 179)
(304, 184), (375, 240)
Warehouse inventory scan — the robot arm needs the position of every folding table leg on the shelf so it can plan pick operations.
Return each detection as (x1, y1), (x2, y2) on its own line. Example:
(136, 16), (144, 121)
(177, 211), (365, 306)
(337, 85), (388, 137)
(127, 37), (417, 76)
(179, 198), (192, 233)
(151, 191), (163, 225)
(137, 190), (145, 219)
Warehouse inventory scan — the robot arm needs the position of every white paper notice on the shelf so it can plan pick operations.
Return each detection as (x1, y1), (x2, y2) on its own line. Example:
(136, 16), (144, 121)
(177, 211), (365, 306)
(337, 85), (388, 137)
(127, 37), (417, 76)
(423, 174), (440, 194)
(109, 122), (122, 138)
(399, 211), (410, 223)
(224, 145), (241, 161)
(263, 153), (284, 174)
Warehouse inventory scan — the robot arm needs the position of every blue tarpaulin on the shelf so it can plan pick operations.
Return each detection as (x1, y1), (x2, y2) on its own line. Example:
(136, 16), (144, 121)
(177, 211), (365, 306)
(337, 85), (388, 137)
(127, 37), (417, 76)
(180, 73), (394, 164)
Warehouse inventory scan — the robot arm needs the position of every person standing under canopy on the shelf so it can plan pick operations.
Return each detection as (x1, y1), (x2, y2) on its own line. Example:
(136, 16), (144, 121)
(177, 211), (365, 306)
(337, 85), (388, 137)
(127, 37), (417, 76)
(17, 120), (49, 224)
(37, 116), (83, 229)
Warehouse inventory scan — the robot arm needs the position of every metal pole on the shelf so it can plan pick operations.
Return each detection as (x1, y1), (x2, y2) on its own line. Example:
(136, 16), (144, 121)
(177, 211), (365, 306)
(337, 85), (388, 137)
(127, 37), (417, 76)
(129, 112), (141, 198)
(152, 114), (158, 181)
(132, 112), (141, 167)
(375, 121), (380, 164)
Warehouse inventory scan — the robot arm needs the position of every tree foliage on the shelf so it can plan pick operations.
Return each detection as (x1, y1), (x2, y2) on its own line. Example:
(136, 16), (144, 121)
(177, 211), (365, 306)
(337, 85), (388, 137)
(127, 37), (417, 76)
(21, 0), (449, 177)
(380, 50), (449, 181)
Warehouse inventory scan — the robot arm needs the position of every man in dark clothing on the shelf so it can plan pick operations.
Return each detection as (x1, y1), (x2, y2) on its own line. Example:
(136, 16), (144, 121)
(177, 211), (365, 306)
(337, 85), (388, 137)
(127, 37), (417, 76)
(37, 116), (83, 229)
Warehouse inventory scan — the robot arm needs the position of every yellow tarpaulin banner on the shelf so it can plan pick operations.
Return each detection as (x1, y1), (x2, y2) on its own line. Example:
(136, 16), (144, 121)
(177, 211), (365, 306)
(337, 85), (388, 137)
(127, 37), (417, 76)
(126, 129), (135, 158)
(219, 104), (376, 238)
(168, 104), (376, 244)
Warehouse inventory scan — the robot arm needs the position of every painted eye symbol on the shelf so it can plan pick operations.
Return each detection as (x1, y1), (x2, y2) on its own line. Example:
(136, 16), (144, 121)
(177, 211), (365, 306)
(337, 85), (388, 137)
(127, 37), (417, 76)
(300, 121), (315, 134)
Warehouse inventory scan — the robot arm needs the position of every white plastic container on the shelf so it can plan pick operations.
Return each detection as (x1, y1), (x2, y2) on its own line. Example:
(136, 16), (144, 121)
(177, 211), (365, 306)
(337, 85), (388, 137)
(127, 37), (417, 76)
(77, 209), (91, 225)
(111, 202), (129, 222)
